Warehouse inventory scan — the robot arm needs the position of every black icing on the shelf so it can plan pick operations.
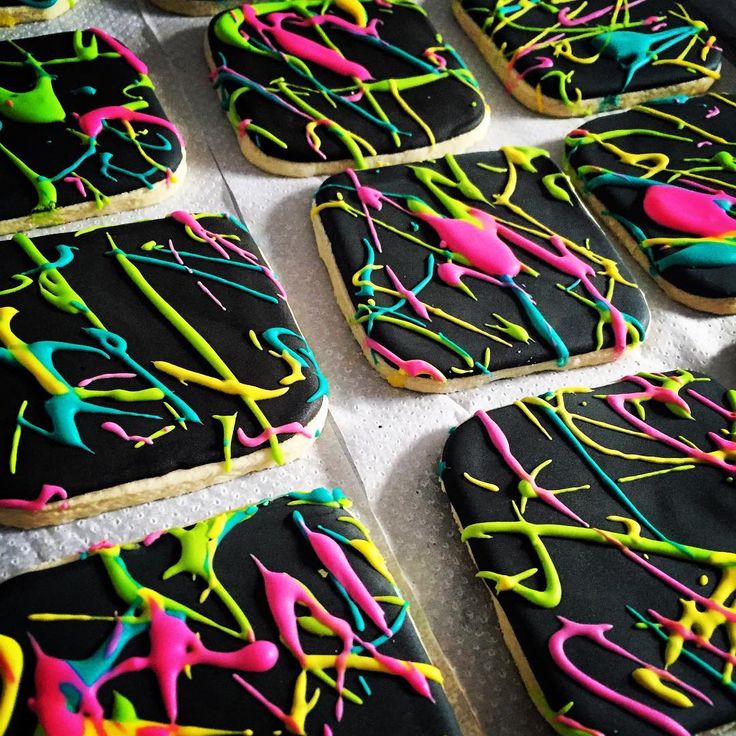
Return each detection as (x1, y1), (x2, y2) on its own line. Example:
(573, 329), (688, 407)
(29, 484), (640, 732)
(457, 0), (721, 103)
(689, 0), (736, 60)
(206, 1), (486, 165)
(441, 371), (736, 736)
(0, 497), (461, 735)
(0, 214), (325, 507)
(313, 151), (650, 380)
(0, 30), (183, 225)
(565, 93), (736, 300)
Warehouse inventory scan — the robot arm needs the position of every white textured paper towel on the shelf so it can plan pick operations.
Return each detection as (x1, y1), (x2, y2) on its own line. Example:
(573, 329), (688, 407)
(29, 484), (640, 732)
(1, 1), (735, 733)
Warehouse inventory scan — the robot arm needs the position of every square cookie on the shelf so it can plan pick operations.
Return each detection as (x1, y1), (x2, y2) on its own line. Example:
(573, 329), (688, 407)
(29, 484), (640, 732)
(312, 149), (649, 393)
(0, 489), (461, 736)
(0, 29), (185, 235)
(440, 370), (736, 736)
(206, 0), (489, 177)
(453, 0), (721, 117)
(565, 93), (736, 314)
(0, 212), (328, 528)
(0, 0), (74, 25)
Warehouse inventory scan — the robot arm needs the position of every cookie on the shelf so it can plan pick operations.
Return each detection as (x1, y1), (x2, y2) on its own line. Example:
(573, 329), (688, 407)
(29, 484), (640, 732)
(453, 0), (721, 117)
(311, 149), (649, 393)
(0, 0), (74, 26)
(565, 93), (736, 314)
(0, 212), (328, 528)
(0, 489), (461, 736)
(205, 0), (489, 177)
(440, 369), (736, 736)
(149, 0), (238, 15)
(0, 28), (185, 236)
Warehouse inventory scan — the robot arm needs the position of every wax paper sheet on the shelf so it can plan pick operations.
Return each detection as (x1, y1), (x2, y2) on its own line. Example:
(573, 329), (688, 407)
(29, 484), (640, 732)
(1, 1), (735, 733)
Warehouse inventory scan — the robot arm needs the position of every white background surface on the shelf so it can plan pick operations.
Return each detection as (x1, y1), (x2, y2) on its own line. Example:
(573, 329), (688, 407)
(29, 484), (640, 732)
(0, 1), (734, 733)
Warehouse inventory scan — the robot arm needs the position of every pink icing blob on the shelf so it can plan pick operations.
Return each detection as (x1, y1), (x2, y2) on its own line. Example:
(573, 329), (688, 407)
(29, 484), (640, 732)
(647, 608), (736, 667)
(385, 265), (431, 320)
(29, 599), (280, 732)
(77, 372), (136, 388)
(101, 421), (154, 445)
(346, 168), (384, 252)
(132, 601), (278, 721)
(417, 208), (522, 278)
(63, 176), (86, 199)
(608, 375), (736, 473)
(169, 211), (286, 299)
(642, 185), (736, 238)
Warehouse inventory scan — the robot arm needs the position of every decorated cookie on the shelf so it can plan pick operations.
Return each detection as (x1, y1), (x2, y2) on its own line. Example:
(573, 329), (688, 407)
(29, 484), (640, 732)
(311, 149), (648, 393)
(206, 0), (489, 177)
(0, 212), (328, 528)
(0, 0), (74, 25)
(150, 0), (238, 14)
(565, 93), (736, 314)
(0, 29), (185, 236)
(453, 0), (721, 117)
(440, 370), (736, 736)
(0, 489), (461, 735)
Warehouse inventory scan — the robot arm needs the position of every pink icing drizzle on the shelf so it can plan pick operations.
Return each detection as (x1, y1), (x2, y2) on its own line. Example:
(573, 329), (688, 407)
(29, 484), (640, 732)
(475, 410), (589, 526)
(77, 106), (184, 147)
(0, 484), (68, 511)
(294, 512), (391, 635)
(549, 618), (707, 736)
(29, 601), (279, 732)
(90, 28), (148, 75)
(346, 168), (384, 252)
(236, 422), (312, 449)
(77, 372), (136, 388)
(101, 421), (154, 445)
(418, 208), (630, 356)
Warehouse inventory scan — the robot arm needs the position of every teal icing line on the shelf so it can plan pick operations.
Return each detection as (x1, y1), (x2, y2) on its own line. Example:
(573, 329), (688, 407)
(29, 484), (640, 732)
(538, 402), (693, 558)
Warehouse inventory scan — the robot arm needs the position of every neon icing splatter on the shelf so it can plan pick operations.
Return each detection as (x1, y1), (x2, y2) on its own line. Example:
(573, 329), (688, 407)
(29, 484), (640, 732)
(565, 92), (736, 311)
(441, 370), (736, 735)
(0, 213), (327, 525)
(0, 28), (184, 233)
(207, 0), (487, 173)
(312, 149), (647, 391)
(0, 491), (460, 735)
(455, 0), (721, 116)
